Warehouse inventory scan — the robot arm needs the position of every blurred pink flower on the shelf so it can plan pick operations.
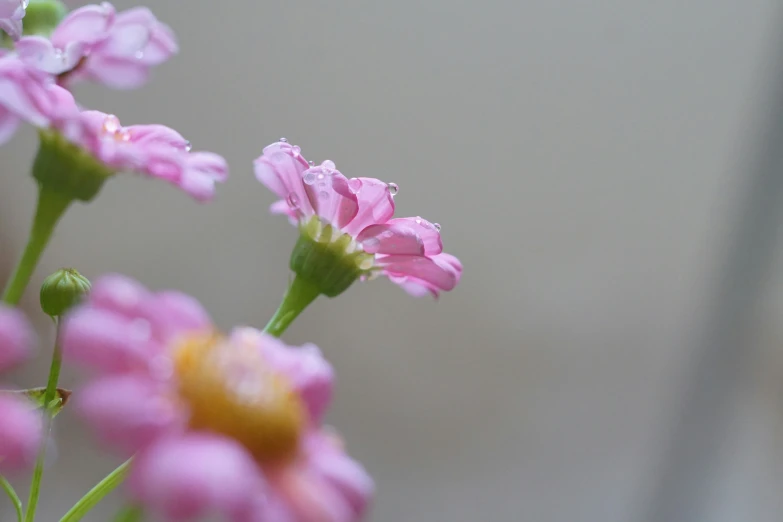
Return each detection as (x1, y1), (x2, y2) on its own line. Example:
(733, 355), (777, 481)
(0, 55), (60, 144)
(62, 275), (372, 522)
(0, 305), (43, 474)
(0, 0), (26, 41)
(15, 2), (177, 89)
(255, 140), (462, 297)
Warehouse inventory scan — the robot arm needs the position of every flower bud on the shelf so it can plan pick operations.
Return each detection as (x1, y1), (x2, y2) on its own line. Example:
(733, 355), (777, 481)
(40, 268), (90, 317)
(22, 0), (67, 37)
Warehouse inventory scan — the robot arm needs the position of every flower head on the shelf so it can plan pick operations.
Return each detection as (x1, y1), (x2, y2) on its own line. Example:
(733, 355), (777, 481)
(0, 0), (27, 40)
(16, 2), (177, 89)
(0, 305), (43, 473)
(255, 140), (462, 297)
(62, 275), (372, 521)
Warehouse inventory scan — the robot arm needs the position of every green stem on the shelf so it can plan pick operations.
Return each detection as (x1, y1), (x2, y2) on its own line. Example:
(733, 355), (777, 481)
(112, 503), (144, 522)
(59, 459), (132, 522)
(24, 320), (64, 522)
(1, 476), (23, 522)
(263, 276), (321, 337)
(2, 188), (72, 305)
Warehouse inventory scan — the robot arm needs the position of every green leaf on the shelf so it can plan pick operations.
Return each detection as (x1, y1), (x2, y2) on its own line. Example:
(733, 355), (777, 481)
(1, 387), (71, 417)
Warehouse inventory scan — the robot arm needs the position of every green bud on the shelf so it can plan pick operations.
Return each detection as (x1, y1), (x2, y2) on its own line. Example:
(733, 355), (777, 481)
(33, 131), (114, 203)
(22, 0), (68, 37)
(290, 217), (373, 298)
(40, 268), (91, 317)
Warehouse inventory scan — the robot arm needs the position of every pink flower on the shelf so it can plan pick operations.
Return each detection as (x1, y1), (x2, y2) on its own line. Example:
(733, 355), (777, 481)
(15, 2), (177, 89)
(0, 55), (60, 144)
(254, 140), (462, 297)
(0, 305), (43, 474)
(0, 0), (26, 41)
(62, 275), (372, 522)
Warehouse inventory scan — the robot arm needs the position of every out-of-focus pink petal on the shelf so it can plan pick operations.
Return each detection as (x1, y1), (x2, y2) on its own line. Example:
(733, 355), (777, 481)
(96, 22), (149, 57)
(231, 329), (334, 424)
(115, 7), (177, 65)
(81, 56), (149, 89)
(0, 18), (22, 41)
(341, 177), (395, 236)
(376, 253), (461, 295)
(254, 141), (314, 218)
(0, 396), (42, 474)
(16, 37), (84, 74)
(139, 290), (212, 343)
(187, 152), (229, 182)
(127, 123), (187, 149)
(77, 374), (183, 455)
(0, 0), (22, 20)
(128, 434), (266, 522)
(50, 2), (114, 48)
(61, 307), (163, 374)
(88, 273), (152, 317)
(0, 305), (34, 372)
(0, 57), (57, 128)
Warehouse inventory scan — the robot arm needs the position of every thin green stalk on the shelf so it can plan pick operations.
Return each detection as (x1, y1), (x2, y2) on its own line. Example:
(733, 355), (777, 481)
(2, 188), (71, 305)
(263, 276), (321, 337)
(1, 476), (23, 522)
(59, 459), (132, 522)
(112, 503), (144, 522)
(24, 320), (63, 522)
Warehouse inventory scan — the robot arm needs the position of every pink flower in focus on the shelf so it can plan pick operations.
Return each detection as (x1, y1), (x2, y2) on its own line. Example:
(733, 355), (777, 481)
(62, 275), (372, 522)
(254, 140), (462, 297)
(0, 0), (26, 41)
(0, 305), (43, 474)
(0, 55), (60, 144)
(15, 2), (177, 89)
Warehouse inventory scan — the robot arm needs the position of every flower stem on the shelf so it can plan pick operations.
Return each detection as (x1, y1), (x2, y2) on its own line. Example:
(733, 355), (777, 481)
(1, 187), (71, 305)
(59, 459), (132, 522)
(263, 275), (321, 337)
(24, 319), (64, 522)
(1, 476), (23, 522)
(112, 503), (144, 522)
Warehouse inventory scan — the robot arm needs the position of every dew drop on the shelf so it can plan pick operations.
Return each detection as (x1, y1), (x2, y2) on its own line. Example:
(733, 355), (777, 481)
(279, 137), (288, 142)
(303, 171), (317, 185)
(322, 160), (336, 170)
(415, 216), (422, 225)
(101, 114), (121, 135)
(286, 192), (299, 209)
(21, 0), (29, 9)
(348, 178), (362, 194)
(183, 140), (192, 152)
(387, 182), (399, 196)
(308, 160), (315, 166)
(318, 190), (330, 200)
(292, 145), (301, 156)
(434, 223), (442, 231)
(362, 237), (381, 253)
(117, 129), (131, 142)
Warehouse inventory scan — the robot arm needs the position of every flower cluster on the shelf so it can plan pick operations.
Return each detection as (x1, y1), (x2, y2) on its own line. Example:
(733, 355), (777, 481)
(0, 2), (461, 522)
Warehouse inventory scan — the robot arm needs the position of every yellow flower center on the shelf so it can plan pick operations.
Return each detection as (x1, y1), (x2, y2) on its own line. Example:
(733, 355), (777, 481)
(172, 333), (305, 464)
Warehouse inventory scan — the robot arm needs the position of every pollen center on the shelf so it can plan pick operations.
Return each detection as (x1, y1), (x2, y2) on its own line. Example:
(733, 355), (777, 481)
(172, 333), (305, 464)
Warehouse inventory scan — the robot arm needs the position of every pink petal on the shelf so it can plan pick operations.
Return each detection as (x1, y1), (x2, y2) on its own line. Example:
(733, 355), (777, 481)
(0, 58), (55, 128)
(303, 169), (359, 229)
(16, 37), (84, 74)
(254, 141), (314, 218)
(0, 305), (34, 372)
(177, 171), (216, 202)
(376, 253), (462, 294)
(128, 123), (187, 149)
(128, 434), (266, 522)
(77, 374), (182, 455)
(97, 22), (149, 58)
(61, 306), (163, 375)
(82, 56), (150, 89)
(0, 17), (22, 41)
(356, 223), (425, 256)
(138, 290), (212, 343)
(187, 151), (229, 182)
(341, 177), (395, 236)
(51, 2), (114, 49)
(0, 396), (42, 474)
(88, 273), (153, 317)
(231, 329), (334, 424)
(0, 1), (22, 20)
(115, 7), (177, 65)
(385, 217), (443, 255)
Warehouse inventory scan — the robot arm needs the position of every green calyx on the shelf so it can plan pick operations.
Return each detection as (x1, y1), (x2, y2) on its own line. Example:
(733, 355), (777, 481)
(291, 217), (374, 298)
(33, 131), (114, 203)
(22, 0), (68, 37)
(40, 268), (91, 317)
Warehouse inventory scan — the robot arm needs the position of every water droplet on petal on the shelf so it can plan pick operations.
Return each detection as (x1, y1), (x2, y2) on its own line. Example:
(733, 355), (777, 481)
(117, 129), (131, 142)
(319, 190), (330, 200)
(362, 237), (381, 253)
(348, 178), (362, 194)
(134, 50), (144, 59)
(21, 0), (29, 9)
(286, 192), (299, 209)
(303, 171), (317, 185)
(434, 223), (442, 231)
(387, 182), (399, 196)
(184, 140), (192, 152)
(322, 160), (336, 170)
(308, 160), (315, 166)
(279, 137), (288, 142)
(102, 114), (121, 135)
(292, 145), (301, 156)
(415, 216), (422, 225)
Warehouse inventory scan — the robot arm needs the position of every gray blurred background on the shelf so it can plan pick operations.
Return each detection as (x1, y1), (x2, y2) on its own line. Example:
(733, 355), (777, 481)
(3, 0), (783, 520)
